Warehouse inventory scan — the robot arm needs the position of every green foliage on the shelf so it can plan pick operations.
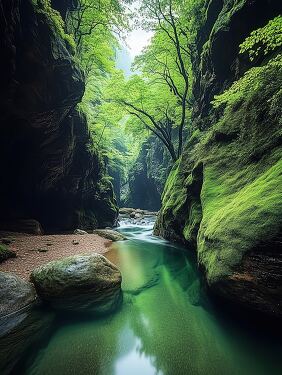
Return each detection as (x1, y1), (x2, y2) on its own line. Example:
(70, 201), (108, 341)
(158, 43), (282, 281)
(33, 0), (76, 51)
(67, 0), (130, 53)
(212, 54), (282, 108)
(240, 16), (282, 61)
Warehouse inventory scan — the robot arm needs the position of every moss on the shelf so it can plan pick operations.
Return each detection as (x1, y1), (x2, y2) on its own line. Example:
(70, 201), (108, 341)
(211, 0), (247, 37)
(0, 244), (16, 263)
(198, 156), (282, 282)
(156, 47), (282, 283)
(32, 0), (76, 52)
(161, 161), (186, 216)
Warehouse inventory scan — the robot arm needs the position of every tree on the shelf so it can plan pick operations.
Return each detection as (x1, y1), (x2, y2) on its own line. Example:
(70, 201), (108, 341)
(103, 0), (194, 161)
(135, 0), (194, 157)
(66, 0), (130, 54)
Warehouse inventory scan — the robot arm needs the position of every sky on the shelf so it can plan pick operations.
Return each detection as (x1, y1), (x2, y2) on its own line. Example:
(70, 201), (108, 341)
(116, 28), (153, 77)
(126, 29), (153, 59)
(115, 1), (153, 76)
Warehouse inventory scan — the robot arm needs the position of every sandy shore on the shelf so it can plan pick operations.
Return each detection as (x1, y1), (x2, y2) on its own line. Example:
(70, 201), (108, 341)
(0, 231), (112, 280)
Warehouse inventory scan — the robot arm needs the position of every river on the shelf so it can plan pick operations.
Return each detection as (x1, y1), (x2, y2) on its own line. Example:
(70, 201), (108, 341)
(15, 218), (282, 374)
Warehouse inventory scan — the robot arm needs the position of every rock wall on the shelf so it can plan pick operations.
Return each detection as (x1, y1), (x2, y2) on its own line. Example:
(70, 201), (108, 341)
(122, 137), (172, 211)
(0, 0), (118, 232)
(155, 0), (282, 316)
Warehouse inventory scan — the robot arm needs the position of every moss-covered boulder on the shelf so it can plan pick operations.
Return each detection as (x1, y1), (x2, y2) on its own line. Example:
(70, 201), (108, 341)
(93, 229), (127, 241)
(0, 245), (16, 263)
(30, 254), (122, 314)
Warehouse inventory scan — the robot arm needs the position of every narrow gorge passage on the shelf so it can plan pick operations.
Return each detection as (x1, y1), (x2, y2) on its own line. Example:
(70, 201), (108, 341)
(16, 218), (282, 375)
(0, 0), (281, 374)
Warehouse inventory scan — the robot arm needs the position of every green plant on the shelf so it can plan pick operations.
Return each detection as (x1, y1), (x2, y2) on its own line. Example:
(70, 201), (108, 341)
(240, 16), (282, 61)
(33, 0), (76, 51)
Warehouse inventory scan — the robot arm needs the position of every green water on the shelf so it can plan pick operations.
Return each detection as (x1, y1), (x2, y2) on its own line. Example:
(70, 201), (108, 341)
(22, 222), (282, 375)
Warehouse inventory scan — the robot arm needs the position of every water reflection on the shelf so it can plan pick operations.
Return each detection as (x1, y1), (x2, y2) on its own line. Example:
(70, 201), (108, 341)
(19, 219), (282, 375)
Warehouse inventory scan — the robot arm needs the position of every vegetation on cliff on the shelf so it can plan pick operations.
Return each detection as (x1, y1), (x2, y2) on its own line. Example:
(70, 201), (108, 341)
(155, 1), (282, 315)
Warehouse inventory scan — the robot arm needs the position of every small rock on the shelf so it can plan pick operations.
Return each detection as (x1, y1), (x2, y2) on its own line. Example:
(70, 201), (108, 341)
(72, 240), (79, 245)
(73, 229), (88, 235)
(1, 238), (13, 245)
(93, 229), (127, 241)
(37, 248), (48, 253)
(46, 243), (53, 246)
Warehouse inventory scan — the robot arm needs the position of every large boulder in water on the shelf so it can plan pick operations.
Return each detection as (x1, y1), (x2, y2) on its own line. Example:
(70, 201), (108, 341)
(30, 254), (122, 314)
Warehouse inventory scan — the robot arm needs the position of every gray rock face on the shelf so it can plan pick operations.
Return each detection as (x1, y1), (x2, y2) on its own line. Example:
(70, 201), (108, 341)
(0, 272), (37, 317)
(30, 254), (122, 314)
(93, 229), (127, 241)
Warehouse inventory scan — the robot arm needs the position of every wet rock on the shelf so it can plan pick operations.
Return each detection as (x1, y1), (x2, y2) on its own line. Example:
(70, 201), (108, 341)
(0, 245), (16, 263)
(119, 208), (135, 215)
(30, 254), (122, 314)
(93, 229), (127, 241)
(0, 272), (37, 317)
(73, 229), (88, 235)
(0, 272), (53, 375)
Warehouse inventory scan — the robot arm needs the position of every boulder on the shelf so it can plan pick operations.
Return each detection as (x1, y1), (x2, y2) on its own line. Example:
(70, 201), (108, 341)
(93, 229), (127, 241)
(0, 245), (16, 263)
(0, 273), (53, 375)
(73, 229), (88, 235)
(0, 219), (43, 235)
(119, 207), (135, 215)
(30, 254), (122, 314)
(0, 272), (37, 317)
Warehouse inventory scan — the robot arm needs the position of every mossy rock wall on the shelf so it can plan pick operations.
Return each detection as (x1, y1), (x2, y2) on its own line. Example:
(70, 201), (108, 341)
(155, 0), (282, 316)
